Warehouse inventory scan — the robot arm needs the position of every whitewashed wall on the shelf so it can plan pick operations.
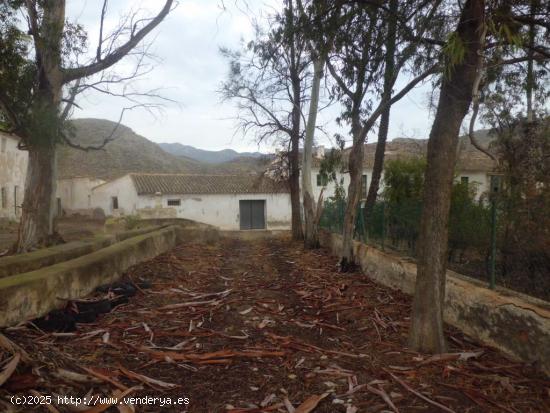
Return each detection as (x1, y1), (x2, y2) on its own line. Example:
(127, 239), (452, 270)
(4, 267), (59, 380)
(56, 177), (106, 213)
(137, 193), (292, 230)
(457, 171), (491, 199)
(90, 174), (291, 230)
(309, 167), (380, 201)
(0, 133), (28, 221)
(91, 175), (138, 216)
(310, 167), (492, 202)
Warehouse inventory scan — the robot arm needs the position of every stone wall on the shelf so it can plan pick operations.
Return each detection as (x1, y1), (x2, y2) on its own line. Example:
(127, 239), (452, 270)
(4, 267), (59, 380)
(319, 230), (550, 377)
(0, 226), (163, 279)
(0, 226), (178, 327)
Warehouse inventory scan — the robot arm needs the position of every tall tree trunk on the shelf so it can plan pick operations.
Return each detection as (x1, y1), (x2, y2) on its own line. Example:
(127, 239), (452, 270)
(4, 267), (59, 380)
(409, 0), (484, 353)
(288, 0), (303, 241)
(16, 1), (65, 252)
(289, 139), (303, 240)
(364, 0), (398, 218)
(302, 58), (324, 248)
(17, 143), (58, 252)
(340, 120), (364, 270)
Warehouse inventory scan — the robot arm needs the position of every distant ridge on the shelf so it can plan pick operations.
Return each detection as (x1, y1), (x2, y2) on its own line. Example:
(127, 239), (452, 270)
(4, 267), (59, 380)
(159, 142), (265, 164)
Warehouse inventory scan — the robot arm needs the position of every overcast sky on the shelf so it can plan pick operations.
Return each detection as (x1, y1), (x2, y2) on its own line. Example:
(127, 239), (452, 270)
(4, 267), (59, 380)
(66, 0), (436, 153)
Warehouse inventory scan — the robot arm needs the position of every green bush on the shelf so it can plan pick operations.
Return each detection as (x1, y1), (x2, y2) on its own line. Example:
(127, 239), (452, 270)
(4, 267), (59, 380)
(123, 215), (141, 230)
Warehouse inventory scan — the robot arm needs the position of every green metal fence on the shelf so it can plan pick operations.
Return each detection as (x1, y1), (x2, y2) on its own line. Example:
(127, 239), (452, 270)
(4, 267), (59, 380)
(319, 195), (549, 302)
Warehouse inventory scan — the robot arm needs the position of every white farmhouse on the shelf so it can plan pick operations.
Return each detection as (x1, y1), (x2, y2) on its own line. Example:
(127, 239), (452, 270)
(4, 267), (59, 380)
(309, 137), (498, 202)
(91, 173), (291, 230)
(0, 132), (28, 221)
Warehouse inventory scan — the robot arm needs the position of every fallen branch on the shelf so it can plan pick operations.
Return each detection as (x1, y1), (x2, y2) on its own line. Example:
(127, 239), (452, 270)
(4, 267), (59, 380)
(0, 354), (20, 387)
(385, 369), (456, 413)
(366, 383), (399, 413)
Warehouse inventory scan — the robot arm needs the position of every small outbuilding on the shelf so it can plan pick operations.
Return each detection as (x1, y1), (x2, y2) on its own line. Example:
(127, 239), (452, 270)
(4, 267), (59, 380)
(91, 173), (291, 230)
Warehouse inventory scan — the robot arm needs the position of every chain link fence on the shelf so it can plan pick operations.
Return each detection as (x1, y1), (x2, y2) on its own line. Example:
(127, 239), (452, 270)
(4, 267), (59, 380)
(320, 185), (549, 302)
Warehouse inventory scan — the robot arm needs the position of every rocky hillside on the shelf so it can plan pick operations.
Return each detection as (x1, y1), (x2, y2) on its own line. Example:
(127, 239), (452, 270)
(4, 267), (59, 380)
(58, 119), (270, 179)
(58, 119), (202, 180)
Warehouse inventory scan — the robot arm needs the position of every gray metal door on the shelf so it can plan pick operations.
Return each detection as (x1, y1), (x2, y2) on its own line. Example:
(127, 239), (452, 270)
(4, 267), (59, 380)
(239, 200), (266, 230)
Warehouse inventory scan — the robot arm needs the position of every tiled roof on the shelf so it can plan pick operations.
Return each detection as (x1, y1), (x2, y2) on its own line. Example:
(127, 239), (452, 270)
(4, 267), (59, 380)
(311, 135), (498, 172)
(129, 173), (289, 195)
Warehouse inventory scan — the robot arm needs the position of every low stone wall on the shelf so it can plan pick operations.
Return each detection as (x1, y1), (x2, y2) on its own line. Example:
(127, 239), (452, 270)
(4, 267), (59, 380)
(0, 226), (178, 327)
(0, 226), (163, 279)
(319, 230), (550, 377)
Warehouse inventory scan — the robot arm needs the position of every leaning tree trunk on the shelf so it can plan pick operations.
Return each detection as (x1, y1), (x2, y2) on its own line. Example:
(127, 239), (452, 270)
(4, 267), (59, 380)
(340, 126), (364, 270)
(409, 0), (484, 353)
(302, 58), (324, 249)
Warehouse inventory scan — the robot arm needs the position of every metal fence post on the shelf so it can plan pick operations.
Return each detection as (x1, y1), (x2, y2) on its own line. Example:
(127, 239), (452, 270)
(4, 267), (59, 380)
(381, 202), (386, 251)
(489, 197), (497, 290)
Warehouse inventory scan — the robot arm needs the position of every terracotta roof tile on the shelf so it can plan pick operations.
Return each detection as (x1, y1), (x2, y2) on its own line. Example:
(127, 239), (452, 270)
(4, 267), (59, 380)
(129, 173), (289, 195)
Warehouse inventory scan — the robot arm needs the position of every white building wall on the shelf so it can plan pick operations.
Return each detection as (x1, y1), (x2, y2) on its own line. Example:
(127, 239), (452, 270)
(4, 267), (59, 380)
(56, 177), (106, 214)
(137, 193), (292, 230)
(309, 167), (381, 201)
(456, 171), (491, 199)
(310, 167), (491, 202)
(0, 133), (28, 221)
(91, 175), (139, 216)
(90, 174), (291, 230)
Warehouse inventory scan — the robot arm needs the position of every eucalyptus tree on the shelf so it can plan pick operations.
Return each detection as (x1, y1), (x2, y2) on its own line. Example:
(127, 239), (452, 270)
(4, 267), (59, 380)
(321, 0), (443, 269)
(410, 0), (549, 352)
(0, 0), (174, 252)
(221, 0), (311, 240)
(296, 0), (333, 249)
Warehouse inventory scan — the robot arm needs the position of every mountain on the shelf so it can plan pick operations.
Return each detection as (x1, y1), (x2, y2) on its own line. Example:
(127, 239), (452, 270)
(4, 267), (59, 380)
(58, 119), (203, 180)
(158, 142), (265, 164)
(58, 119), (271, 180)
(358, 129), (497, 171)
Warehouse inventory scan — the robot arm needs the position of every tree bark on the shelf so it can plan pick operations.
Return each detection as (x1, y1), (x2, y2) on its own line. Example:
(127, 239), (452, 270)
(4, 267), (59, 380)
(289, 138), (303, 240)
(17, 143), (58, 251)
(409, 0), (485, 353)
(364, 0), (398, 218)
(302, 58), (324, 248)
(340, 119), (364, 270)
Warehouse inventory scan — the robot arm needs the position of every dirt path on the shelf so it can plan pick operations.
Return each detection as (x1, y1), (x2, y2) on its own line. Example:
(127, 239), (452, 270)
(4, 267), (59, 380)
(1, 236), (548, 412)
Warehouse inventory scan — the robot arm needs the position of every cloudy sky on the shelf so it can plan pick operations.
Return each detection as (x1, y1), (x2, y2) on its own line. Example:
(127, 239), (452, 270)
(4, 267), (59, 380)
(66, 0), (436, 153)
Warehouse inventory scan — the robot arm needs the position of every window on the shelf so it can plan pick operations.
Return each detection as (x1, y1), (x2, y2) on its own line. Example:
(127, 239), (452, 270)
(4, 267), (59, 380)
(316, 174), (328, 187)
(460, 176), (469, 185)
(489, 175), (502, 194)
(111, 196), (119, 210)
(1, 138), (6, 153)
(167, 199), (181, 206)
(361, 174), (368, 199)
(1, 187), (6, 209)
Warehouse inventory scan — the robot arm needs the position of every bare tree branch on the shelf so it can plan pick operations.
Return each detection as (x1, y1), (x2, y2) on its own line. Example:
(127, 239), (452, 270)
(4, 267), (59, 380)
(62, 0), (175, 83)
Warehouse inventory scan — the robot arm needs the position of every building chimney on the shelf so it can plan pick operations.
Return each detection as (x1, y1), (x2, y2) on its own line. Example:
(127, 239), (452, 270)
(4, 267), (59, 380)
(315, 145), (325, 158)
